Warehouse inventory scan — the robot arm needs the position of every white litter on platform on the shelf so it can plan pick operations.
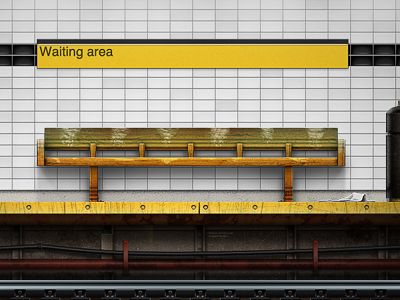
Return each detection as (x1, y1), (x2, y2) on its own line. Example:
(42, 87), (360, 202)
(320, 192), (368, 202)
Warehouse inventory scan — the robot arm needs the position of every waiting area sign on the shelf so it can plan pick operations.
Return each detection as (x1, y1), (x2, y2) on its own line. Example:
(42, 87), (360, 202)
(36, 39), (349, 69)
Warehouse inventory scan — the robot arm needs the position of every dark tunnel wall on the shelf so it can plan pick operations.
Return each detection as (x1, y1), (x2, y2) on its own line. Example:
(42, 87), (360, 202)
(0, 225), (398, 280)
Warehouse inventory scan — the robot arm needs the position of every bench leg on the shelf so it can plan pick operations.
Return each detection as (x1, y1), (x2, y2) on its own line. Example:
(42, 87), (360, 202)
(284, 167), (293, 202)
(283, 143), (293, 202)
(90, 167), (99, 202)
(89, 143), (99, 202)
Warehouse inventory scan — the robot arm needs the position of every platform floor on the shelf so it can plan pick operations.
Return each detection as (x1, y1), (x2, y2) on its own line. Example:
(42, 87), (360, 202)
(0, 201), (398, 225)
(0, 201), (397, 214)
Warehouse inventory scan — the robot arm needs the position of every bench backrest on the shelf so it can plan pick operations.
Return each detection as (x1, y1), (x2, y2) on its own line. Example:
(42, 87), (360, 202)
(44, 128), (338, 151)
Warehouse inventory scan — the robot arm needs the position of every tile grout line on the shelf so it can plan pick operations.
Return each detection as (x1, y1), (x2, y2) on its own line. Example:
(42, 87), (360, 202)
(11, 0), (13, 190)
(124, 0), (127, 191)
(373, 0), (375, 191)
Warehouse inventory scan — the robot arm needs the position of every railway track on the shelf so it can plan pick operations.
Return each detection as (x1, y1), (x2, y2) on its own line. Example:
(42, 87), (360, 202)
(1, 280), (399, 299)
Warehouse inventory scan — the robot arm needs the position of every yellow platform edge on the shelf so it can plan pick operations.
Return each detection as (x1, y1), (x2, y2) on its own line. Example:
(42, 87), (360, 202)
(0, 202), (397, 215)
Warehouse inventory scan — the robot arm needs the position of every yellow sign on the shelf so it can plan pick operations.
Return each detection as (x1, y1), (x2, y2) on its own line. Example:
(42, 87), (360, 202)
(37, 44), (348, 69)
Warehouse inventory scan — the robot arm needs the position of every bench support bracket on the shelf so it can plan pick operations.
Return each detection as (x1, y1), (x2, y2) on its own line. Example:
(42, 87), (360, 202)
(284, 143), (293, 202)
(89, 143), (99, 202)
(338, 139), (346, 166)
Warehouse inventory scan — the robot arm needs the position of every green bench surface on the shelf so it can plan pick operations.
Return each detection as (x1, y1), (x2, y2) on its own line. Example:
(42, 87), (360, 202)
(44, 128), (338, 150)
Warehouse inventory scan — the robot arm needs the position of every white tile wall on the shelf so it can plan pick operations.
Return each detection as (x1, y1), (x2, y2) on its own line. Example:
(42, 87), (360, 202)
(0, 0), (398, 191)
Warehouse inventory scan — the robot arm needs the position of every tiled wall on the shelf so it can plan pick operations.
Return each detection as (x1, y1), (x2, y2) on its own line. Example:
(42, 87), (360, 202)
(0, 0), (398, 191)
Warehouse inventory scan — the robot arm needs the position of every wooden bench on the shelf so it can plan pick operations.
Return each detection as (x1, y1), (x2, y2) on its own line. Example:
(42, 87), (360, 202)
(37, 128), (345, 202)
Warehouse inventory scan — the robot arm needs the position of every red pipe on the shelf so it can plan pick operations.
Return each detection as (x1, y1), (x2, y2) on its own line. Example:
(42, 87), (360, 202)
(313, 239), (319, 273)
(123, 240), (129, 272)
(0, 259), (400, 271)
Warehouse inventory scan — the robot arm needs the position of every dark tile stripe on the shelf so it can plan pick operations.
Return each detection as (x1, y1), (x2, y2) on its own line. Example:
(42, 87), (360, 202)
(0, 42), (399, 67)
